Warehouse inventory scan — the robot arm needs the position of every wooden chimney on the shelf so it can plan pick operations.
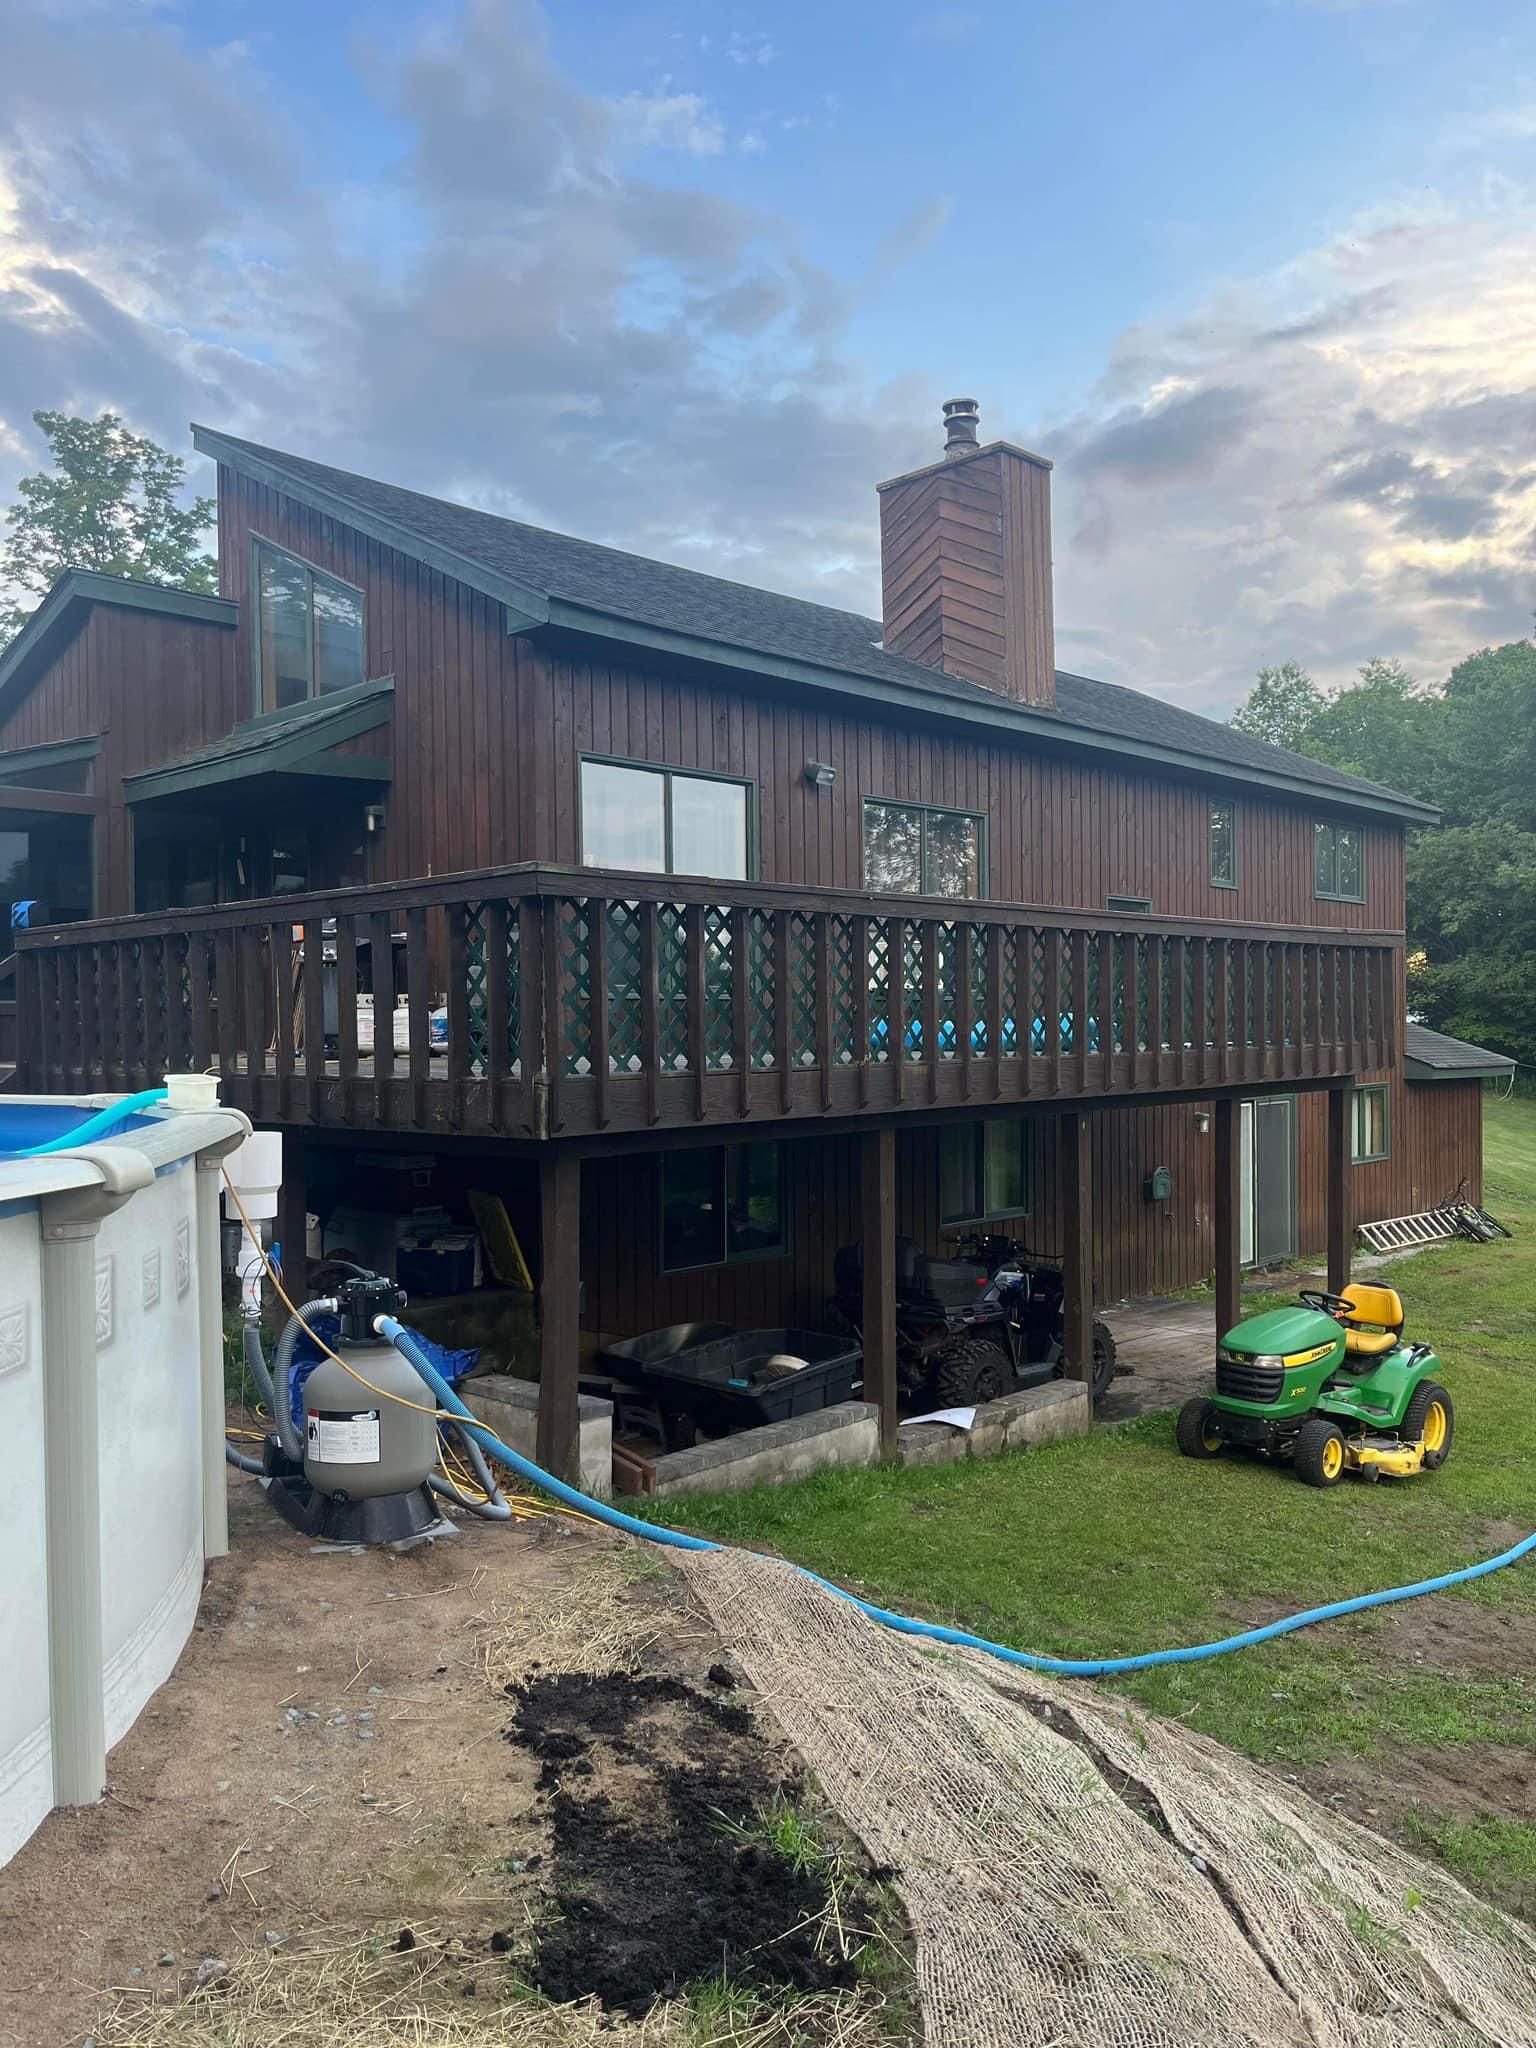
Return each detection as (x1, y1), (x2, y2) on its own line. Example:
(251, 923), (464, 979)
(877, 399), (1056, 708)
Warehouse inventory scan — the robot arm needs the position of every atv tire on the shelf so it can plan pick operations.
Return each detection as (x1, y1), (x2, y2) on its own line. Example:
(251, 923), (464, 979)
(1399, 1380), (1454, 1470)
(1091, 1319), (1118, 1405)
(1176, 1396), (1224, 1459)
(933, 1336), (1013, 1406)
(1294, 1416), (1348, 1488)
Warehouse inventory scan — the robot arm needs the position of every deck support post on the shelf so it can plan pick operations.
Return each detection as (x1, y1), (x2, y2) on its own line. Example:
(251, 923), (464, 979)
(860, 1126), (898, 1454)
(1060, 1109), (1094, 1394)
(1327, 1081), (1353, 1296)
(1213, 1098), (1241, 1344)
(277, 1129), (308, 1306)
(535, 1151), (583, 1485)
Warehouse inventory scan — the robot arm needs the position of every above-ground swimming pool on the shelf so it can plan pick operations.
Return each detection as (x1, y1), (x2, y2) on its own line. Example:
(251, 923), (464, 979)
(0, 1101), (158, 1151)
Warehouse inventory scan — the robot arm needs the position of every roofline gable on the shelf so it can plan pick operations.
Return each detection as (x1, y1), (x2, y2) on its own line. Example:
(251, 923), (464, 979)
(0, 569), (238, 717)
(194, 425), (1441, 829)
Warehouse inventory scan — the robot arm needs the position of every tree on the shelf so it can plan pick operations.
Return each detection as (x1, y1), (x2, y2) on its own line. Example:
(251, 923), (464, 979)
(1406, 822), (1536, 1071)
(0, 411), (215, 648)
(1230, 660), (1324, 749)
(1292, 656), (1439, 806)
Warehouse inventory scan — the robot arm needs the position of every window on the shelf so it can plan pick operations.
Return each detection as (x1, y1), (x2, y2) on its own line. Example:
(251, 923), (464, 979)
(0, 812), (93, 927)
(863, 800), (983, 898)
(938, 1121), (1030, 1225)
(1314, 819), (1364, 902)
(253, 538), (365, 711)
(1210, 801), (1237, 888)
(660, 1143), (787, 1270)
(1106, 893), (1153, 915)
(1352, 1085), (1390, 1164)
(580, 759), (750, 879)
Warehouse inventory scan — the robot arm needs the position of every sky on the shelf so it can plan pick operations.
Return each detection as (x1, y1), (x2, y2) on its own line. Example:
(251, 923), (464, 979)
(2, 0), (1535, 714)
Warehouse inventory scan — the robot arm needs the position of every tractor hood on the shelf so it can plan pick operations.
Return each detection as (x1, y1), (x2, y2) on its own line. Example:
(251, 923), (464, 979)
(1219, 1305), (1342, 1358)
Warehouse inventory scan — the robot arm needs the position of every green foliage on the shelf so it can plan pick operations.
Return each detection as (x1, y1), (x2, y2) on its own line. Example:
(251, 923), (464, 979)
(1230, 659), (1324, 748)
(1236, 641), (1536, 1065)
(0, 410), (215, 647)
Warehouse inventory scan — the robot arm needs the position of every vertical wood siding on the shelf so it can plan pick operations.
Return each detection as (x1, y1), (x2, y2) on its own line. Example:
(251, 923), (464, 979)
(215, 468), (1404, 930)
(578, 1084), (1489, 1339)
(0, 605), (239, 916)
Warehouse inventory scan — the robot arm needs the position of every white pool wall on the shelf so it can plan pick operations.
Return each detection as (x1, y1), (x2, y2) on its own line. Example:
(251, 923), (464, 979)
(0, 1097), (250, 1867)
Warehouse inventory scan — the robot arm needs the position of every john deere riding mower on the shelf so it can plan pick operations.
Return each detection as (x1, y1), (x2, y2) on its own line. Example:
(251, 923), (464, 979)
(1177, 1283), (1453, 1488)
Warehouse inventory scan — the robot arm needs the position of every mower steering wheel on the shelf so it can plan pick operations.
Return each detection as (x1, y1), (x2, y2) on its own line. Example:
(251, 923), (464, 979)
(1298, 1288), (1353, 1318)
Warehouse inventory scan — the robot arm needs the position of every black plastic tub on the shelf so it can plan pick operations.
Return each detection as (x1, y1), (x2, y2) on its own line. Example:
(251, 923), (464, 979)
(598, 1322), (739, 1386)
(635, 1326), (862, 1442)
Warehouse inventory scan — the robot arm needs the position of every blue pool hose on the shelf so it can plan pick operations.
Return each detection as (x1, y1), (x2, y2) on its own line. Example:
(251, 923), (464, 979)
(377, 1318), (1536, 1680)
(1, 1085), (169, 1158)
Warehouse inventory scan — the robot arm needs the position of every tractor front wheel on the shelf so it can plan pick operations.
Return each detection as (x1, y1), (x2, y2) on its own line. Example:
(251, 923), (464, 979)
(1176, 1397), (1225, 1460)
(1294, 1417), (1348, 1488)
(1400, 1381), (1455, 1470)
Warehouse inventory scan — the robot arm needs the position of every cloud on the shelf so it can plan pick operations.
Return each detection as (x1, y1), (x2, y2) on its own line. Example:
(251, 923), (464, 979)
(1041, 213), (1536, 707)
(608, 89), (725, 157)
(1, 0), (1535, 717)
(726, 31), (776, 66)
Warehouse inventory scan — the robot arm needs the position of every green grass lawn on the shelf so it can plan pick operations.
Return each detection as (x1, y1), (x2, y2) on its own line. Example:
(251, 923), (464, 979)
(655, 1088), (1536, 1919)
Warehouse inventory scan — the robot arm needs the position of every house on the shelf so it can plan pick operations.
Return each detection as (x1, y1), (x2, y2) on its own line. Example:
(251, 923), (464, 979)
(0, 400), (1494, 1480)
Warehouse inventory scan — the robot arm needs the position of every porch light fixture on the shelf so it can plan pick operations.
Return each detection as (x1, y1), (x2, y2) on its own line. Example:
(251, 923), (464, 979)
(804, 761), (836, 789)
(364, 802), (388, 835)
(1194, 1110), (1211, 1134)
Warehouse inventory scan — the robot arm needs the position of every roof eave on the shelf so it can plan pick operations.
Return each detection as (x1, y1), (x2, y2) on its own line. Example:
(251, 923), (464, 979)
(192, 425), (551, 630)
(1404, 1058), (1515, 1082)
(124, 676), (394, 804)
(543, 598), (1441, 825)
(195, 425), (1439, 827)
(0, 570), (238, 716)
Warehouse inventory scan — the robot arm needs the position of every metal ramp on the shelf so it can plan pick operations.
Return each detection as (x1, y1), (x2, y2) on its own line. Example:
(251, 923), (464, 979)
(1358, 1209), (1462, 1254)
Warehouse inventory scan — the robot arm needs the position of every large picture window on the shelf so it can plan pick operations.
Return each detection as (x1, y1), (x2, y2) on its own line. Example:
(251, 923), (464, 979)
(660, 1143), (787, 1271)
(938, 1121), (1030, 1226)
(1351, 1085), (1390, 1164)
(253, 538), (365, 711)
(580, 759), (751, 879)
(863, 800), (983, 898)
(1314, 819), (1364, 903)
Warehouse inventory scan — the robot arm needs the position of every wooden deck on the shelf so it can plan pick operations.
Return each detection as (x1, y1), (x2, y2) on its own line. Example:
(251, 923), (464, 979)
(13, 863), (1400, 1143)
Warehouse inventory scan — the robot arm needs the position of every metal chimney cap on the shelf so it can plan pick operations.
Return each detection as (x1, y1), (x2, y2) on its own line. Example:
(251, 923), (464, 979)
(942, 397), (980, 457)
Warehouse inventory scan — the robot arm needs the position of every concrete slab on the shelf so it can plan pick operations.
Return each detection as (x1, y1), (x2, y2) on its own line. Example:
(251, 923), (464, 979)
(464, 1375), (614, 1499)
(652, 1400), (880, 1498)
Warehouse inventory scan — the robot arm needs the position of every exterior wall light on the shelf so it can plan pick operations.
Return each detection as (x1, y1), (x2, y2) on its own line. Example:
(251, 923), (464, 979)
(804, 761), (836, 789)
(364, 803), (388, 835)
(1194, 1109), (1211, 1134)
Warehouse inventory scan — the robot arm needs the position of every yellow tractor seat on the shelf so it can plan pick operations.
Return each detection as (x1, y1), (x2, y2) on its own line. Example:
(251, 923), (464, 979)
(1339, 1282), (1405, 1360)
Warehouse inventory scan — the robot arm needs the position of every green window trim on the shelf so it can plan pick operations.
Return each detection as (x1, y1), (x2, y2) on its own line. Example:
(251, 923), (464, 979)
(1314, 818), (1365, 903)
(938, 1120), (1031, 1227)
(1209, 799), (1237, 890)
(249, 533), (367, 715)
(658, 1141), (789, 1272)
(862, 796), (987, 899)
(578, 754), (757, 880)
(1351, 1084), (1390, 1164)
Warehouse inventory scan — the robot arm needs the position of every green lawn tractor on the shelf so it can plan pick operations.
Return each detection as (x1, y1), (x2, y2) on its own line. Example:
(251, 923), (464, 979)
(1177, 1282), (1453, 1488)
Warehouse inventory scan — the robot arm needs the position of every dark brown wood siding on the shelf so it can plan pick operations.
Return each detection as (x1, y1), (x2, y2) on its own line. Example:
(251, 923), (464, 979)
(215, 466), (1405, 934)
(577, 1083), (1489, 1340)
(0, 603), (239, 917)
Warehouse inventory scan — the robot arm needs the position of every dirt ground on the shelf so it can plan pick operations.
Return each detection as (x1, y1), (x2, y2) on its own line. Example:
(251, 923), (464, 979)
(0, 1475), (896, 2048)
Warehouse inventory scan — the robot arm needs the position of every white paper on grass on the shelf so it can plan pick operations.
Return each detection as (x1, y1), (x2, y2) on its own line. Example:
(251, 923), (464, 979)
(903, 1406), (977, 1431)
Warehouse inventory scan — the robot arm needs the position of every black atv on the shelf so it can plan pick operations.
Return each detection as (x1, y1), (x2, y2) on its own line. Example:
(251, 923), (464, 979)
(833, 1232), (1117, 1409)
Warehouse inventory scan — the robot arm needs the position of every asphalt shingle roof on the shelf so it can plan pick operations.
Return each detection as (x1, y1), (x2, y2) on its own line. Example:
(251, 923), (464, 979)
(198, 429), (1423, 813)
(1403, 1022), (1515, 1073)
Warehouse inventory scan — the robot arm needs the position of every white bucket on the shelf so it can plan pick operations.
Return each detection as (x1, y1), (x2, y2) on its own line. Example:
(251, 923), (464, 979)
(163, 1071), (221, 1111)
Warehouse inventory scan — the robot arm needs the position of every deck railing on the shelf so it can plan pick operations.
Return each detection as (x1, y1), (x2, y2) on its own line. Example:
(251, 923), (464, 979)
(14, 864), (1398, 1137)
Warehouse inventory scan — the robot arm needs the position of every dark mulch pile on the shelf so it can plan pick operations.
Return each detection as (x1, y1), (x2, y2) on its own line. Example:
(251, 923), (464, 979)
(504, 1669), (859, 2014)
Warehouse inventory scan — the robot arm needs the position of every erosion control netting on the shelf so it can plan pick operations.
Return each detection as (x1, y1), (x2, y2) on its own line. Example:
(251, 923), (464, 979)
(682, 1548), (1536, 2048)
